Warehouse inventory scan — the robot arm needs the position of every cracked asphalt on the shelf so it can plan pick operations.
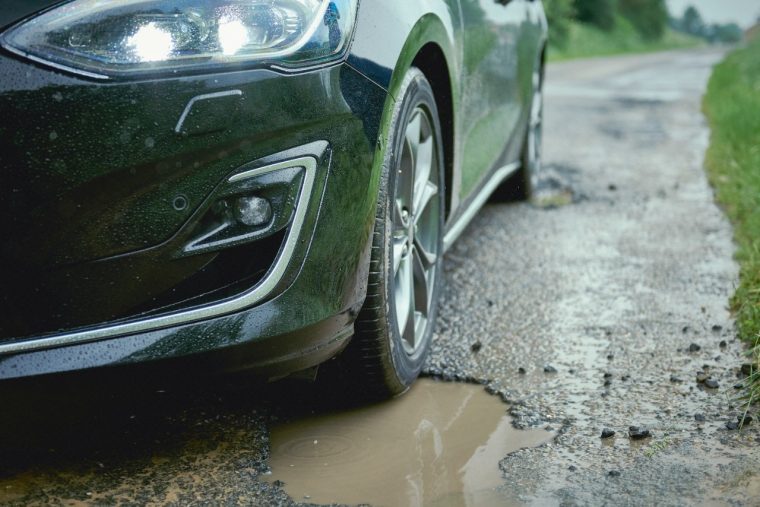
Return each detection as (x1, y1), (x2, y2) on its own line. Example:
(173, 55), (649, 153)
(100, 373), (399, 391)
(428, 47), (760, 505)
(1, 48), (758, 506)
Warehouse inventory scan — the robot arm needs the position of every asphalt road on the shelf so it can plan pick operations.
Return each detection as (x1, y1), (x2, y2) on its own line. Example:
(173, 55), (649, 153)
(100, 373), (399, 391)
(1, 48), (759, 506)
(428, 47), (760, 505)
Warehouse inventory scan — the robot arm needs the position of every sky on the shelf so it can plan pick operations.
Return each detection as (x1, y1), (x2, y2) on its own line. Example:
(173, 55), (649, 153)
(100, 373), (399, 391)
(666, 0), (760, 28)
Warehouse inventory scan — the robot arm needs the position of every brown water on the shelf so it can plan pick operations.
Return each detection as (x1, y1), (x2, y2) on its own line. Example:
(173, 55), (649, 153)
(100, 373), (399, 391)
(268, 379), (554, 506)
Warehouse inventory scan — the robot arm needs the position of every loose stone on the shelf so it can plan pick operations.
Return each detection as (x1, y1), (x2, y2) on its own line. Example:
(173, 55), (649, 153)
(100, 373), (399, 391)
(629, 426), (651, 439)
(704, 379), (719, 389)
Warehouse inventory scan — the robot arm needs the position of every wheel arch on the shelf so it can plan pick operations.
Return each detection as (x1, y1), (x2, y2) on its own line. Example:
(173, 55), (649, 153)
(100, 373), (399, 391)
(372, 13), (460, 222)
(412, 43), (455, 221)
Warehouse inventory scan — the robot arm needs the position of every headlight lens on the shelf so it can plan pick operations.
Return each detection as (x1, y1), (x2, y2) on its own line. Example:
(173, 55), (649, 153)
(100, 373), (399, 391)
(1, 0), (357, 78)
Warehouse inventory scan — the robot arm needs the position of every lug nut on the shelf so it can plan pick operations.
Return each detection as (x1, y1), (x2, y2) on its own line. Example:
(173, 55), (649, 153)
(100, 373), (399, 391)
(233, 196), (272, 227)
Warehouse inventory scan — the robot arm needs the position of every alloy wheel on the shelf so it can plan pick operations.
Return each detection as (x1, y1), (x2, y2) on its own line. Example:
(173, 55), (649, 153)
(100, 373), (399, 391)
(391, 106), (441, 357)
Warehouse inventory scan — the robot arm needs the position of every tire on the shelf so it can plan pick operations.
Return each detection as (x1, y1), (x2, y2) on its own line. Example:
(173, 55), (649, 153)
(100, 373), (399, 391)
(493, 64), (544, 201)
(342, 68), (445, 399)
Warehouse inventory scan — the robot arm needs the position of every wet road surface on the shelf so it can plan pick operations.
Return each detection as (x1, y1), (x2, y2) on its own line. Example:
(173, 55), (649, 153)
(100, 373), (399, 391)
(428, 47), (759, 505)
(2, 48), (759, 506)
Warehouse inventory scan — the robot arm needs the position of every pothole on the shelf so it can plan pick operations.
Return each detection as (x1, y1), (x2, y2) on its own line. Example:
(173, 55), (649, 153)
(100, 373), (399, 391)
(267, 379), (554, 506)
(531, 165), (579, 209)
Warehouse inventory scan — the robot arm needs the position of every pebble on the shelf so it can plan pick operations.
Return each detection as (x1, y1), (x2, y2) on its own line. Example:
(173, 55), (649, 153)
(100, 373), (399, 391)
(696, 373), (708, 383)
(670, 375), (683, 383)
(712, 325), (723, 333)
(629, 426), (651, 439)
(726, 421), (740, 430)
(568, 465), (577, 472)
(689, 343), (701, 352)
(471, 341), (482, 353)
(719, 340), (727, 348)
(694, 413), (706, 422)
(608, 470), (621, 477)
(601, 428), (616, 439)
(544, 365), (558, 373)
(738, 414), (753, 426)
(518, 367), (527, 374)
(704, 379), (719, 389)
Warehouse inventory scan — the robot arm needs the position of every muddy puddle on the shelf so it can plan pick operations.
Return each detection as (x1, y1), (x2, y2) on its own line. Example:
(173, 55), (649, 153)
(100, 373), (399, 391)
(267, 379), (554, 506)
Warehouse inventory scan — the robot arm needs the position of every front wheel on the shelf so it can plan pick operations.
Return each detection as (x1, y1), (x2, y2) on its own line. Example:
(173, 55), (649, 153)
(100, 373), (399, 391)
(342, 68), (445, 399)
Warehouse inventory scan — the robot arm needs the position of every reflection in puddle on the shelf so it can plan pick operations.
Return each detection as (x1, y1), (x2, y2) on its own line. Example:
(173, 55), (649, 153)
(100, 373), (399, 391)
(268, 379), (554, 506)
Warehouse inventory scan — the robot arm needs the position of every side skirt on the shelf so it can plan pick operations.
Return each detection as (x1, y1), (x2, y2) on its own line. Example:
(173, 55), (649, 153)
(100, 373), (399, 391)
(442, 161), (521, 252)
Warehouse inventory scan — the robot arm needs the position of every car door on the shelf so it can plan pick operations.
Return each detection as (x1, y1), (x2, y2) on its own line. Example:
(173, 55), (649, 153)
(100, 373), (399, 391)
(457, 0), (528, 200)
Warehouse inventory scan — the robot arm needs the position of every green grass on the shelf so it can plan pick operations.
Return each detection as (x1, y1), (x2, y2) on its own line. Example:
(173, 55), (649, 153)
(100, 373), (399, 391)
(548, 16), (702, 61)
(703, 38), (760, 404)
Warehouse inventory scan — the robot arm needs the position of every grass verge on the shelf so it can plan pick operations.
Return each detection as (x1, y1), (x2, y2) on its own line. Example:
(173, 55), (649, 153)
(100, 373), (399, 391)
(549, 16), (702, 62)
(703, 37), (760, 406)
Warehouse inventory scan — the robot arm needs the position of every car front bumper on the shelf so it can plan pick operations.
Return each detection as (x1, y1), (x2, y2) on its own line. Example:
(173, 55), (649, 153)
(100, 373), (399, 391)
(0, 53), (389, 379)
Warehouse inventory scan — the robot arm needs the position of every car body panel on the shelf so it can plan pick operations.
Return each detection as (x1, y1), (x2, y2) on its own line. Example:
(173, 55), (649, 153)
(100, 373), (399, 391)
(0, 0), (547, 379)
(348, 0), (546, 225)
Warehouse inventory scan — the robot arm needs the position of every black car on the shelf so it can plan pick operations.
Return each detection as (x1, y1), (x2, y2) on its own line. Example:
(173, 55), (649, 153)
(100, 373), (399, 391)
(0, 0), (547, 397)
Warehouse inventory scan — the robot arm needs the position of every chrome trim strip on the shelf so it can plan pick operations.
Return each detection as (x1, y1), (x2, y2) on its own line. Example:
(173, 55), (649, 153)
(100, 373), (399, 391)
(443, 162), (521, 252)
(1, 44), (110, 80)
(0, 157), (318, 356)
(174, 90), (243, 134)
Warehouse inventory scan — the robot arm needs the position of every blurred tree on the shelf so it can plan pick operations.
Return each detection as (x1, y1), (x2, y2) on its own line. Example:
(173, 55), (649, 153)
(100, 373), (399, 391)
(673, 6), (744, 44)
(708, 23), (743, 43)
(574, 0), (616, 31)
(618, 0), (668, 40)
(544, 0), (575, 48)
(681, 5), (705, 37)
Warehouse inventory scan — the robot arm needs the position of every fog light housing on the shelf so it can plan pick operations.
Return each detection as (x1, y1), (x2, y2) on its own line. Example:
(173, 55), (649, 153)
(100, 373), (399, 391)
(234, 196), (272, 227)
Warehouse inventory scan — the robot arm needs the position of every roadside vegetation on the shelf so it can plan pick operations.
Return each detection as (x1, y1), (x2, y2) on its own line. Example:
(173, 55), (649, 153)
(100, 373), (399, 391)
(549, 15), (699, 61)
(544, 0), (741, 61)
(703, 36), (760, 405)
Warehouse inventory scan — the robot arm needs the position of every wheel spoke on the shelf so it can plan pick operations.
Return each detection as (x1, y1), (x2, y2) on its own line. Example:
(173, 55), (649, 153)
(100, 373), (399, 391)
(414, 234), (437, 270)
(412, 246), (430, 318)
(405, 111), (421, 159)
(394, 254), (412, 337)
(413, 137), (433, 212)
(392, 235), (406, 276)
(397, 140), (415, 212)
(401, 254), (416, 348)
(414, 181), (438, 225)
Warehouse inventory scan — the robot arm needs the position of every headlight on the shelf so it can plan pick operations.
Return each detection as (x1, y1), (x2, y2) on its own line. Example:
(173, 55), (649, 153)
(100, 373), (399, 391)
(0, 0), (357, 79)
